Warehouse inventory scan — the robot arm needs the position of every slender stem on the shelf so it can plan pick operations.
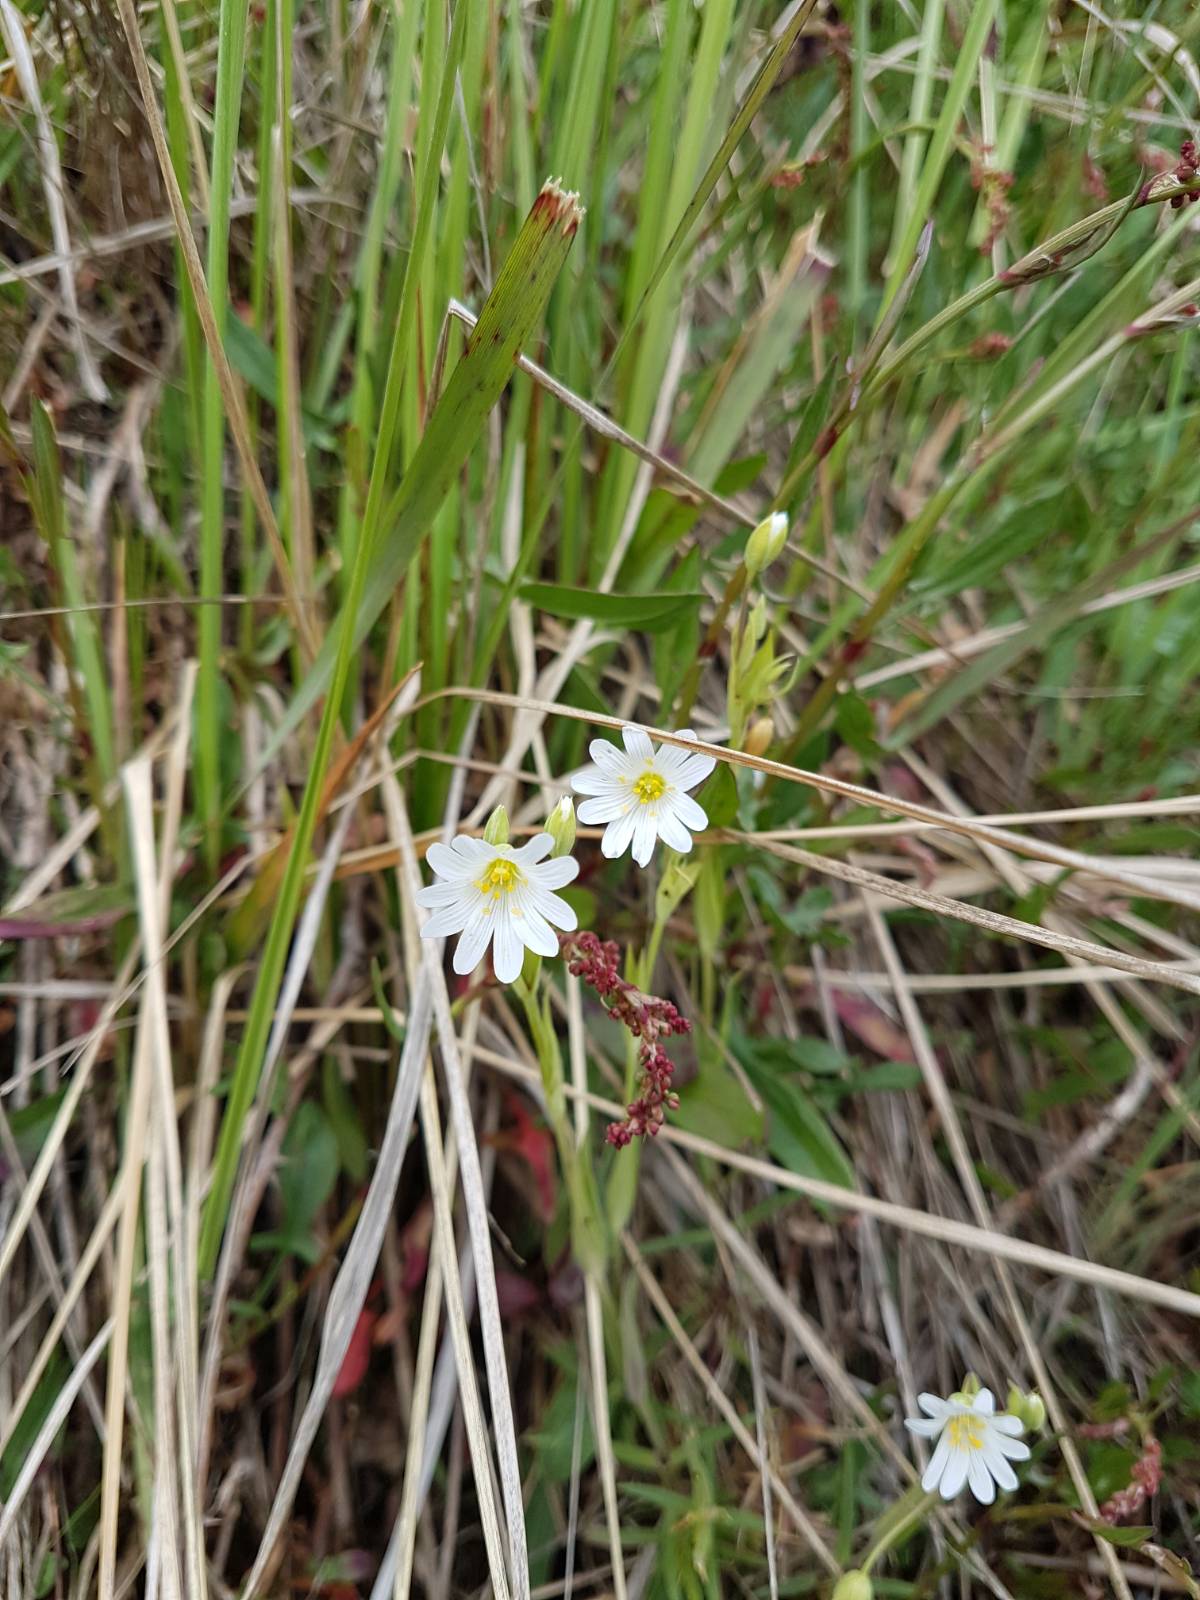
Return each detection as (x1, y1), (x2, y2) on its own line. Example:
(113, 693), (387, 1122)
(861, 1489), (940, 1574)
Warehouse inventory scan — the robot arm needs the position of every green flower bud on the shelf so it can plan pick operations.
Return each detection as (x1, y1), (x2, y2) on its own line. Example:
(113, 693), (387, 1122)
(831, 1571), (873, 1600)
(546, 796), (576, 858)
(483, 805), (510, 847)
(1006, 1384), (1047, 1432)
(744, 511), (789, 579)
(951, 1372), (983, 1405)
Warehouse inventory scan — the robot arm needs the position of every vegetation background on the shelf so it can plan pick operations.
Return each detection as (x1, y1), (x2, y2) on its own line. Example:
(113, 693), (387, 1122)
(1, 0), (1199, 1596)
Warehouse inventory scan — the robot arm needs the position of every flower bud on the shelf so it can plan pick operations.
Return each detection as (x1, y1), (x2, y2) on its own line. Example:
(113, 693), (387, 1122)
(744, 511), (789, 579)
(951, 1372), (983, 1405)
(831, 1571), (873, 1600)
(546, 796), (576, 858)
(743, 715), (774, 757)
(1006, 1384), (1047, 1432)
(483, 805), (510, 847)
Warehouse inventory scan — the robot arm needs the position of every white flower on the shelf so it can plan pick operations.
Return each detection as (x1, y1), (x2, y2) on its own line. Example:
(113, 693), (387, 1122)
(415, 833), (579, 984)
(571, 725), (717, 867)
(905, 1389), (1030, 1505)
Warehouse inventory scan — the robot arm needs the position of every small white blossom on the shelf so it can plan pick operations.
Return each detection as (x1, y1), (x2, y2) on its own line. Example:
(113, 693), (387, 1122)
(415, 833), (578, 984)
(571, 725), (716, 867)
(905, 1389), (1030, 1505)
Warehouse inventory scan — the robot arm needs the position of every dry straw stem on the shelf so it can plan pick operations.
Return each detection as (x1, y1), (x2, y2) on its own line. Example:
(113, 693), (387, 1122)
(416, 691), (1200, 991)
(464, 1046), (1200, 1322)
(0, 0), (106, 399)
(391, 788), (531, 1600)
(97, 763), (170, 1600)
(266, 995), (1198, 1322)
(862, 900), (1132, 1600)
(0, 190), (338, 289)
(621, 1231), (840, 1577)
(111, 0), (319, 662)
(380, 761), (517, 1600)
(653, 1147), (1014, 1600)
(234, 847), (431, 1596)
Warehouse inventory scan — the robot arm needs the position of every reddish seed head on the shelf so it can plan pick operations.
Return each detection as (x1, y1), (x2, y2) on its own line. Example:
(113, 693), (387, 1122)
(562, 932), (690, 1145)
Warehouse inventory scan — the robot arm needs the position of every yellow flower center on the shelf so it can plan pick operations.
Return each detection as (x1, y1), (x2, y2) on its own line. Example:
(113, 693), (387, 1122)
(946, 1415), (986, 1452)
(632, 769), (666, 805)
(475, 858), (522, 899)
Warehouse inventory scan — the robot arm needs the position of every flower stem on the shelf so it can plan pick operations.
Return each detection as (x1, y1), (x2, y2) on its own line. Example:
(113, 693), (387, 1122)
(861, 1488), (939, 1575)
(514, 967), (608, 1274)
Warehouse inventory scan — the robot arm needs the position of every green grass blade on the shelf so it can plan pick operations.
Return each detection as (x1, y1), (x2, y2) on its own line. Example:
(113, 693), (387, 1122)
(202, 181), (583, 1269)
(256, 178), (584, 772)
(877, 0), (997, 318)
(197, 0), (252, 871)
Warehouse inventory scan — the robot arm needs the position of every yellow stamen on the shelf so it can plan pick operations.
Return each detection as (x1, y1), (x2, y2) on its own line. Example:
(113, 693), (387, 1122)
(632, 769), (666, 804)
(946, 1415), (985, 1451)
(476, 858), (522, 899)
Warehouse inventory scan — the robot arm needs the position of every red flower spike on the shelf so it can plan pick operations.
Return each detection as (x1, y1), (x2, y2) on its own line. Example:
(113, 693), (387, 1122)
(560, 932), (690, 1145)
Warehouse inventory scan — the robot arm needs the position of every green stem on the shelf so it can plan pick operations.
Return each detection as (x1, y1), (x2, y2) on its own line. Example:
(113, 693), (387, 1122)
(515, 968), (608, 1275)
(861, 1488), (939, 1575)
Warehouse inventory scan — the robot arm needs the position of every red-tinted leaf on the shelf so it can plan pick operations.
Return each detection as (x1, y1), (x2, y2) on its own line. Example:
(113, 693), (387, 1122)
(828, 991), (913, 1061)
(332, 1308), (377, 1397)
(490, 1089), (557, 1222)
(494, 1269), (541, 1319)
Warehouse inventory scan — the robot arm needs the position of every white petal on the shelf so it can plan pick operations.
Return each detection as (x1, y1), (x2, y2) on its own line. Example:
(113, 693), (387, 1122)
(589, 739), (627, 771)
(656, 808), (693, 853)
(939, 1448), (970, 1500)
(516, 900), (560, 957)
(452, 912), (493, 976)
(983, 1446), (1019, 1492)
(921, 1433), (951, 1494)
(414, 881), (471, 909)
(917, 1394), (951, 1420)
(622, 725), (653, 761)
(531, 856), (579, 890)
(991, 1434), (1030, 1462)
(601, 809), (638, 860)
(572, 766), (617, 796)
(673, 752), (717, 791)
(653, 737), (692, 776)
(528, 885), (577, 931)
(577, 794), (629, 824)
(631, 810), (658, 867)
(672, 791), (708, 831)
(491, 909), (525, 984)
(513, 833), (553, 865)
(450, 834), (492, 860)
(905, 1417), (944, 1439)
(968, 1452), (995, 1505)
(420, 902), (475, 939)
(427, 841), (481, 881)
(991, 1414), (1025, 1437)
(975, 1389), (995, 1415)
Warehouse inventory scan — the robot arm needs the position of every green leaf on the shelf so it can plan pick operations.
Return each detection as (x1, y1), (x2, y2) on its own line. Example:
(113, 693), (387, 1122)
(743, 1054), (855, 1193)
(259, 179), (584, 769)
(780, 362), (838, 499)
(698, 761), (738, 829)
(1076, 1517), (1153, 1549)
(0, 882), (133, 939)
(224, 315), (335, 449)
(202, 179), (581, 1274)
(834, 690), (883, 762)
(27, 401), (115, 787)
(672, 1045), (763, 1150)
(261, 1102), (340, 1262)
(519, 582), (705, 631)
(322, 1059), (368, 1184)
(747, 867), (834, 938)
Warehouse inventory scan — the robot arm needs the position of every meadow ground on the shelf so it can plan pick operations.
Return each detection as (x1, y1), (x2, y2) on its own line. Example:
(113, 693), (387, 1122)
(1, 2), (1199, 1596)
